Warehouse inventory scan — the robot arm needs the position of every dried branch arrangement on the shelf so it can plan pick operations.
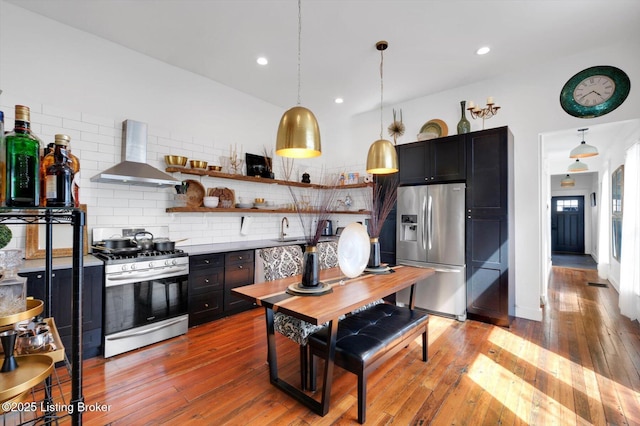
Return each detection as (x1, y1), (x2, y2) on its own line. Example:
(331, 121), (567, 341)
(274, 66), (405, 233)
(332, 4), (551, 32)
(281, 157), (341, 246)
(366, 174), (399, 238)
(262, 146), (273, 173)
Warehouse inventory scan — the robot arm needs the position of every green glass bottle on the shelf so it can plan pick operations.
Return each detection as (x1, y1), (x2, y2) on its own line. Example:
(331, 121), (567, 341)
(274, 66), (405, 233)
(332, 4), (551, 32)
(0, 109), (5, 206)
(456, 100), (471, 135)
(5, 105), (41, 207)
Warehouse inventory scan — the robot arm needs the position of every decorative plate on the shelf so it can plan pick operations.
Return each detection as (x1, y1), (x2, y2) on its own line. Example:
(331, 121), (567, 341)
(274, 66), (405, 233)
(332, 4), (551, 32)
(184, 179), (205, 207)
(337, 223), (371, 278)
(419, 119), (448, 135)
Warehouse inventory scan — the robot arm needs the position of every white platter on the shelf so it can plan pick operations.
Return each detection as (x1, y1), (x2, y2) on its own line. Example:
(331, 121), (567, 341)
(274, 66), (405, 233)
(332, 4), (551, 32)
(337, 223), (370, 278)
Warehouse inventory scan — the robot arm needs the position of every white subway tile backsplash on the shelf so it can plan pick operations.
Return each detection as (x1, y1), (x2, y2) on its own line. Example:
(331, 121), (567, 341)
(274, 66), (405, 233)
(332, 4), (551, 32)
(62, 118), (100, 133)
(99, 125), (118, 137)
(42, 104), (81, 120)
(5, 102), (369, 253)
(81, 113), (114, 127)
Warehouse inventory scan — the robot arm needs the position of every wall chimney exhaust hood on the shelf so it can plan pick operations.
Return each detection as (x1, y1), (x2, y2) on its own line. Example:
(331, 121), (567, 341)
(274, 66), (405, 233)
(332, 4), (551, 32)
(91, 120), (179, 187)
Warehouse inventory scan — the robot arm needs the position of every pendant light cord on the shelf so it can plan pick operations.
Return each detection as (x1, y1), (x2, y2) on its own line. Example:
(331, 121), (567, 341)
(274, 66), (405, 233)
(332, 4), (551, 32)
(297, 0), (302, 106)
(379, 47), (384, 139)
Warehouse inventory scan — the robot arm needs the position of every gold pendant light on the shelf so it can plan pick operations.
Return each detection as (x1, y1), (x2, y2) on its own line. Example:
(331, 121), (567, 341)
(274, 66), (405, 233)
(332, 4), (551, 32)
(275, 0), (321, 159)
(366, 41), (398, 174)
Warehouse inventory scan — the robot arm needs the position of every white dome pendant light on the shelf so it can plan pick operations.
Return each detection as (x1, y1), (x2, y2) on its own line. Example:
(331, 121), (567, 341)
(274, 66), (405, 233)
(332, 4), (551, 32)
(568, 158), (589, 172)
(570, 128), (598, 158)
(275, 0), (321, 159)
(366, 41), (398, 174)
(561, 174), (575, 187)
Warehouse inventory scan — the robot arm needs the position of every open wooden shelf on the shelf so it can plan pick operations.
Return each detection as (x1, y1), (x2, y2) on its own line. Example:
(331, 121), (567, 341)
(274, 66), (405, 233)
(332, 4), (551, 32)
(166, 207), (370, 215)
(165, 166), (371, 214)
(165, 166), (372, 190)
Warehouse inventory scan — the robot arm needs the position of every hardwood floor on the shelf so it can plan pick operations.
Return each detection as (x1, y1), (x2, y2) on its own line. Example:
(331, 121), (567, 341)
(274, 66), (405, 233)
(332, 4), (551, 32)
(5, 266), (640, 425)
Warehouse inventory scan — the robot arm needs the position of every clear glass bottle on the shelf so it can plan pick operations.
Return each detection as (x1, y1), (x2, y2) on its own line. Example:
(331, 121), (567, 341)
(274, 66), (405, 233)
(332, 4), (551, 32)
(45, 134), (74, 207)
(67, 145), (80, 207)
(39, 142), (55, 206)
(5, 105), (41, 207)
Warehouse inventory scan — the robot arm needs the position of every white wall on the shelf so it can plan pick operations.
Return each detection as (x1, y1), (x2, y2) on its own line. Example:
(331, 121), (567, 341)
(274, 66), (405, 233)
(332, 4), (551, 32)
(2, 2), (639, 321)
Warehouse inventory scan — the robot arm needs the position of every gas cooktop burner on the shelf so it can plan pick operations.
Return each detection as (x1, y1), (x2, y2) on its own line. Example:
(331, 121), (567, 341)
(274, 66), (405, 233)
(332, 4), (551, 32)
(93, 249), (187, 264)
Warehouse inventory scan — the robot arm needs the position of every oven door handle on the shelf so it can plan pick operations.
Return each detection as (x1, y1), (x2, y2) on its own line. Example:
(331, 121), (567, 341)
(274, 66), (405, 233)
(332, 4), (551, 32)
(106, 266), (188, 284)
(105, 317), (188, 341)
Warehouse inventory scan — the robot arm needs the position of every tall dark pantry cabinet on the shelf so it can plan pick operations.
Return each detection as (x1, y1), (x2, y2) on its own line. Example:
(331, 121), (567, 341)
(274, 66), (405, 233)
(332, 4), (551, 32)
(465, 127), (515, 326)
(392, 126), (515, 326)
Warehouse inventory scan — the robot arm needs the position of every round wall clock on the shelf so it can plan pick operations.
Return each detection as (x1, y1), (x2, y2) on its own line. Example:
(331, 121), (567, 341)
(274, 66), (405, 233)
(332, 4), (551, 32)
(560, 65), (630, 118)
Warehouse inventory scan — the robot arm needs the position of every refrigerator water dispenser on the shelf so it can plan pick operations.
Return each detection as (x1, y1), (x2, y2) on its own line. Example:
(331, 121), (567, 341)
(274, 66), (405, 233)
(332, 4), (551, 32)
(399, 215), (418, 242)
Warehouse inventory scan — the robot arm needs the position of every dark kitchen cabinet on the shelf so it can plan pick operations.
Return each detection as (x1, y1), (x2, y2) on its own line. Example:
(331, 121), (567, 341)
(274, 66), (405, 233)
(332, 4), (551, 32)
(187, 250), (256, 326)
(224, 250), (255, 314)
(188, 253), (224, 326)
(465, 127), (515, 327)
(22, 265), (104, 359)
(398, 135), (466, 185)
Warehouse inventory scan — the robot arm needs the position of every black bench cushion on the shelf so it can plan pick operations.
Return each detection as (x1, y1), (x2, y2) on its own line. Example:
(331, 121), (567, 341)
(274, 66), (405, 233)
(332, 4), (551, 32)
(308, 304), (428, 370)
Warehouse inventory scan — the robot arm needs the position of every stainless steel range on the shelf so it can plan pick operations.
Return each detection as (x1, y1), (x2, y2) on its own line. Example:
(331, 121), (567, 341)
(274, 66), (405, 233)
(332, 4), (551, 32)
(92, 227), (189, 358)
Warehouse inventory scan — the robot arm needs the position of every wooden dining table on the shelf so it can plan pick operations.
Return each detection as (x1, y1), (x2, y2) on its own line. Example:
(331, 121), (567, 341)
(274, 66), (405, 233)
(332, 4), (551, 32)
(232, 264), (435, 417)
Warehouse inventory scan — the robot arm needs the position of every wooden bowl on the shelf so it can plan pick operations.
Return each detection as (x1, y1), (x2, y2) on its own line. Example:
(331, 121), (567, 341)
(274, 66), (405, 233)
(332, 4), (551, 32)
(165, 155), (188, 167)
(190, 160), (208, 169)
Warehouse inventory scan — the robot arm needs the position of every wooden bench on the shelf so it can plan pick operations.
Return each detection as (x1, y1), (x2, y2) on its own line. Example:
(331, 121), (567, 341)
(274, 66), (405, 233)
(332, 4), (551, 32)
(308, 303), (429, 423)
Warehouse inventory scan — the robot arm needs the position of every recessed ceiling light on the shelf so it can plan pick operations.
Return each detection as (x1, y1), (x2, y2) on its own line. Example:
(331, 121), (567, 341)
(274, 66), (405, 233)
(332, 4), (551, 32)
(476, 46), (490, 55)
(256, 57), (268, 65)
(334, 98), (344, 104)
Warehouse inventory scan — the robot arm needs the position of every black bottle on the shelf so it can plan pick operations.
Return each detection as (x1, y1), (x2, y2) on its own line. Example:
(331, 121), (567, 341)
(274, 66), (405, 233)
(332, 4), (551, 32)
(45, 134), (74, 207)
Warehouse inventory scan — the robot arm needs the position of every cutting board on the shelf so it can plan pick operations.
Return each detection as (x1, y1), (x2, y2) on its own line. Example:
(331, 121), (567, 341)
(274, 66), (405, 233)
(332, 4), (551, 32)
(207, 187), (235, 208)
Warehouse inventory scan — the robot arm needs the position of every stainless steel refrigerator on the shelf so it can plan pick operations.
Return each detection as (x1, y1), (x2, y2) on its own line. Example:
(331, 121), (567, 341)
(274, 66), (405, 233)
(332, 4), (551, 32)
(396, 183), (467, 321)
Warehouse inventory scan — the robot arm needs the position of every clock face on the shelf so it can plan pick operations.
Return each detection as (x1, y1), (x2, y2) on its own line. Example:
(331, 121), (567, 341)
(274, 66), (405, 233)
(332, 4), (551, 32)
(573, 75), (615, 106)
(560, 66), (631, 118)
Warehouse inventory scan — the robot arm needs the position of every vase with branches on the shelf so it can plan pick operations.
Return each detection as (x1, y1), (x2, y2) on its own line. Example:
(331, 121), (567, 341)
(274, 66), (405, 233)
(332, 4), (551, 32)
(365, 174), (398, 270)
(282, 157), (341, 288)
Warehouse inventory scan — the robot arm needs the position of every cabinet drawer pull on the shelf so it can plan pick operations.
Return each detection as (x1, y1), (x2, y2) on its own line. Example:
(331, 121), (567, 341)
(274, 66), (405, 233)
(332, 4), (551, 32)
(238, 265), (243, 269)
(205, 278), (209, 283)
(238, 256), (243, 260)
(204, 303), (209, 308)
(204, 260), (210, 264)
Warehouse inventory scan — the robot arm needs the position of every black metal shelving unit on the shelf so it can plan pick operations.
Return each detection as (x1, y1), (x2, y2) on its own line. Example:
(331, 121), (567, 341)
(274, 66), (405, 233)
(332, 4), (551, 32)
(0, 207), (85, 425)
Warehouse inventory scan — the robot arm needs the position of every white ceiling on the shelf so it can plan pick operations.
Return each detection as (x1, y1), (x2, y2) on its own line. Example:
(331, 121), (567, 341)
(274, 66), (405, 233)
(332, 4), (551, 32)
(7, 0), (640, 164)
(8, 0), (640, 124)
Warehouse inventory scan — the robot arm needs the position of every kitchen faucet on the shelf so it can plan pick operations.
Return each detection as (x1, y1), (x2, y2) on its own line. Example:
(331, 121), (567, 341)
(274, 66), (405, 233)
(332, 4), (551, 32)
(280, 217), (289, 240)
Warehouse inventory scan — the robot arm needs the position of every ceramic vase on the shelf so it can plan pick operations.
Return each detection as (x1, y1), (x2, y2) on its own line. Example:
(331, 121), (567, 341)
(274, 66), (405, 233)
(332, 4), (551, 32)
(301, 245), (320, 287)
(457, 100), (471, 135)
